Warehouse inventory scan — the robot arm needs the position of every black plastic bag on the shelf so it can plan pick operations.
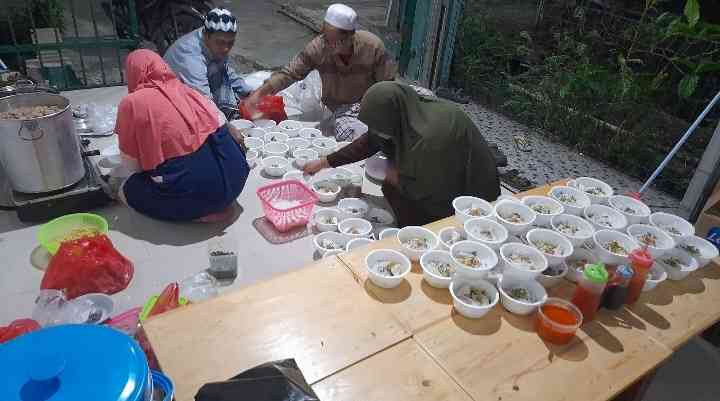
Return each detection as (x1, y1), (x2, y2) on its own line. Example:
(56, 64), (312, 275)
(195, 359), (320, 401)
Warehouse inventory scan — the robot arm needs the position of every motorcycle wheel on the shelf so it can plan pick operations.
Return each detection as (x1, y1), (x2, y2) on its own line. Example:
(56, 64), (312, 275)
(153, 11), (204, 55)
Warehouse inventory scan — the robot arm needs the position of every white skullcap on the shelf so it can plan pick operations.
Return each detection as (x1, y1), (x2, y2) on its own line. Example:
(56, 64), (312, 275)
(324, 4), (358, 31)
(205, 8), (237, 33)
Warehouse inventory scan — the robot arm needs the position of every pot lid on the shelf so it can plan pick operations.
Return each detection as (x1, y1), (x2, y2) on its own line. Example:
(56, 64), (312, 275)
(0, 324), (149, 401)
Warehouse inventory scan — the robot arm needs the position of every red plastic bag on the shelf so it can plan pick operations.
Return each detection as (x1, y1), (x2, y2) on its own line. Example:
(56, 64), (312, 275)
(147, 283), (179, 318)
(240, 95), (288, 123)
(0, 319), (41, 343)
(41, 234), (134, 299)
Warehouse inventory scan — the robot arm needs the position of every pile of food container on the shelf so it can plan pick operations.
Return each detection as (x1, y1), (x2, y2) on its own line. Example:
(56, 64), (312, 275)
(362, 176), (719, 345)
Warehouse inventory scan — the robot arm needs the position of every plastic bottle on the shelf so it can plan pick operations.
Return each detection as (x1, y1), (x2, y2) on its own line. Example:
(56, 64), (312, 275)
(571, 263), (609, 322)
(601, 265), (634, 310)
(625, 248), (654, 304)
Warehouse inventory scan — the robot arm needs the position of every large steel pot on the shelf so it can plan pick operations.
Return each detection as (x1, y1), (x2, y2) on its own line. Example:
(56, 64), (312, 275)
(0, 93), (85, 193)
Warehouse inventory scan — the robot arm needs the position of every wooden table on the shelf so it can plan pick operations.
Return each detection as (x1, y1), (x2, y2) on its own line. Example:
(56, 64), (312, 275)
(144, 180), (720, 401)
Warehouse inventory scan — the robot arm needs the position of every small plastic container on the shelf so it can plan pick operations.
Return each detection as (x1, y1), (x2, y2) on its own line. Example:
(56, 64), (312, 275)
(536, 298), (583, 345)
(570, 263), (608, 322)
(625, 248), (654, 304)
(257, 180), (318, 232)
(207, 237), (238, 280)
(601, 265), (634, 310)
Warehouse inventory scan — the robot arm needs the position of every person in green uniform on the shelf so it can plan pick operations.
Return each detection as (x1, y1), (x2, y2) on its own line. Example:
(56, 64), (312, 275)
(304, 81), (501, 226)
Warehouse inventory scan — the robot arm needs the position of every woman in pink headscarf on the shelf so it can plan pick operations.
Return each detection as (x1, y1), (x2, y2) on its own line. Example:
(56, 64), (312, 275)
(114, 49), (249, 221)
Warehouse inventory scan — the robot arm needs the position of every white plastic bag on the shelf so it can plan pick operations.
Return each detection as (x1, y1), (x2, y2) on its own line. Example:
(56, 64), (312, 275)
(243, 71), (273, 91)
(279, 70), (331, 122)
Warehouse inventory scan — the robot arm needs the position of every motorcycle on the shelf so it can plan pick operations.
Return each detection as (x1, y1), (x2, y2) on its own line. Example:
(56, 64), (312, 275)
(102, 0), (214, 55)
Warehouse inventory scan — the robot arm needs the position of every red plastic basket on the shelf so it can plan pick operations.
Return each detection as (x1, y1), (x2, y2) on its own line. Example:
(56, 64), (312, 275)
(256, 180), (318, 232)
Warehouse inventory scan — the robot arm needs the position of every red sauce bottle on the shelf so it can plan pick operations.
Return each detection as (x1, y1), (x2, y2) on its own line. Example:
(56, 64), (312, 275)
(571, 263), (609, 322)
(625, 248), (654, 305)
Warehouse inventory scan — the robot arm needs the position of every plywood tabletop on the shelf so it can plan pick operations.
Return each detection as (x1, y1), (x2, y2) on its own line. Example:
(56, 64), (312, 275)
(415, 306), (671, 401)
(312, 339), (474, 401)
(143, 257), (410, 401)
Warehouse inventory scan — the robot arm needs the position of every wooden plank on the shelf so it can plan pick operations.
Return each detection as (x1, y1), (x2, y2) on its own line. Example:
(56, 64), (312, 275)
(622, 262), (720, 349)
(143, 257), (411, 401)
(312, 339), (474, 401)
(415, 307), (672, 401)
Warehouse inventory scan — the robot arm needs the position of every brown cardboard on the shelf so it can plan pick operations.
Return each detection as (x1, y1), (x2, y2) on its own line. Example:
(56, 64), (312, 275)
(696, 199), (720, 238)
(702, 180), (720, 213)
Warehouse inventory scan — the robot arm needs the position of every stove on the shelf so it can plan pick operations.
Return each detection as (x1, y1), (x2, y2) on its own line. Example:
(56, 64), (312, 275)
(4, 145), (112, 222)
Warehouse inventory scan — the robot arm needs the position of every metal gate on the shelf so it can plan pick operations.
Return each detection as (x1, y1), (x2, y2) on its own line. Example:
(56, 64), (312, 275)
(0, 0), (140, 89)
(398, 0), (464, 89)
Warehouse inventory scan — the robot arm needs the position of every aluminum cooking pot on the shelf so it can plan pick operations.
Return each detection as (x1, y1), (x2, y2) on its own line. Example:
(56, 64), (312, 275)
(0, 93), (85, 193)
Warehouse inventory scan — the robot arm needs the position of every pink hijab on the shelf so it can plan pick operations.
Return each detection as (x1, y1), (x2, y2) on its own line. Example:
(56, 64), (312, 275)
(117, 49), (221, 171)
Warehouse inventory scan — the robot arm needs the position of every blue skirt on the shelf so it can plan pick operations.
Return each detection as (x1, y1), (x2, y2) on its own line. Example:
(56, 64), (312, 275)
(123, 125), (249, 221)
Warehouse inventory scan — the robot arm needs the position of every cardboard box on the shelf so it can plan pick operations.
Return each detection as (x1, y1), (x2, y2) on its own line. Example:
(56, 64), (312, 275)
(696, 199), (720, 250)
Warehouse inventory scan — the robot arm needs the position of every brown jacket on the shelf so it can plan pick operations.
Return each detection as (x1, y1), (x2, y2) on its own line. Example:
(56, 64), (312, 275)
(266, 31), (396, 110)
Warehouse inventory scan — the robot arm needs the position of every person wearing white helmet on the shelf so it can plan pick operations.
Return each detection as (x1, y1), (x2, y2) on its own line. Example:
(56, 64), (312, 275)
(246, 3), (396, 141)
(164, 8), (250, 118)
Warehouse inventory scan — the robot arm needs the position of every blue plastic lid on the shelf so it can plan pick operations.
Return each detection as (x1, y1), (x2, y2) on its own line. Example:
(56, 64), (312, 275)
(0, 324), (150, 401)
(616, 265), (635, 280)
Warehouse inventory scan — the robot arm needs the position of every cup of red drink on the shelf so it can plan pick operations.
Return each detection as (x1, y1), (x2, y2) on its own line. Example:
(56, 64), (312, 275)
(536, 297), (584, 345)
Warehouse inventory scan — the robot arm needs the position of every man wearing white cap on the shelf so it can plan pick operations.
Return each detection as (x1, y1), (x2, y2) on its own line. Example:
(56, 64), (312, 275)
(246, 3), (395, 141)
(164, 8), (250, 117)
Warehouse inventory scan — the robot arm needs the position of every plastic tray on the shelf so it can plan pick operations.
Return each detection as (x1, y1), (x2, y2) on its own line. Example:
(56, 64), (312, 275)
(256, 180), (318, 232)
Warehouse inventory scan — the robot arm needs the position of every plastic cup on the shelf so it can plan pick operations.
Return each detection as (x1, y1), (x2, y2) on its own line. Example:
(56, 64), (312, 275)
(536, 297), (583, 345)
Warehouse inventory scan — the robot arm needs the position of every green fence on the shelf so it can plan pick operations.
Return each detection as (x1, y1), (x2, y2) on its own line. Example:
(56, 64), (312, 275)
(0, 0), (140, 89)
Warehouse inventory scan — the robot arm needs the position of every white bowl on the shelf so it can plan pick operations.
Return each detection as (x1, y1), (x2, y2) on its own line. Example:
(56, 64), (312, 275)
(379, 227), (400, 240)
(498, 275), (547, 316)
(278, 120), (303, 137)
(338, 198), (369, 219)
(367, 208), (395, 226)
(452, 196), (494, 224)
(338, 218), (373, 239)
(438, 226), (467, 251)
(323, 249), (344, 258)
(346, 237), (374, 252)
(526, 228), (574, 266)
(649, 212), (695, 240)
(313, 138), (338, 156)
(450, 240), (498, 279)
(450, 278), (499, 319)
(626, 224), (675, 259)
(420, 250), (456, 288)
(675, 235), (719, 268)
(522, 196), (564, 226)
(494, 200), (537, 236)
(312, 180), (341, 203)
(609, 195), (651, 225)
(245, 150), (259, 169)
(244, 137), (265, 153)
(293, 148), (319, 168)
(244, 127), (266, 138)
(550, 214), (595, 247)
(593, 229), (639, 266)
(253, 119), (276, 129)
(314, 232), (348, 255)
(583, 204), (628, 232)
(365, 249), (412, 289)
(464, 218), (508, 250)
(313, 208), (342, 232)
(229, 119), (254, 133)
(398, 226), (440, 262)
(569, 177), (614, 204)
(643, 265), (668, 292)
(299, 127), (323, 140)
(262, 156), (290, 177)
(283, 170), (307, 183)
(322, 167), (353, 187)
(548, 186), (592, 216)
(264, 132), (289, 144)
(286, 137), (310, 152)
(563, 249), (598, 283)
(263, 142), (290, 158)
(657, 249), (699, 281)
(499, 243), (548, 280)
(537, 263), (569, 288)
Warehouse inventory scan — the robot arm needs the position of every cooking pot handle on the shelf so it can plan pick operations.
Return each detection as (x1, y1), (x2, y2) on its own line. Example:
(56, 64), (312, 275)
(18, 121), (44, 141)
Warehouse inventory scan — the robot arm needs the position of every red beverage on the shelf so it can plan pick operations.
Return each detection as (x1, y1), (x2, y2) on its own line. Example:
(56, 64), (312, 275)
(571, 263), (608, 322)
